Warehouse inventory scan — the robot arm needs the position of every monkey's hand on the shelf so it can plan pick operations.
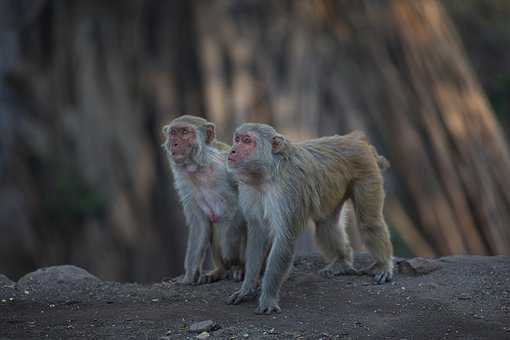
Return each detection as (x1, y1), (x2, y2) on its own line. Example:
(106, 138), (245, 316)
(255, 296), (281, 315)
(226, 287), (259, 305)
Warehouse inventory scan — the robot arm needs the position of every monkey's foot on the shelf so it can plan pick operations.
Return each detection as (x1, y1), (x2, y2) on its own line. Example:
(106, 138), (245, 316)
(197, 269), (226, 285)
(227, 266), (244, 282)
(226, 287), (259, 305)
(360, 262), (393, 284)
(255, 296), (281, 315)
(319, 261), (357, 278)
(177, 271), (200, 285)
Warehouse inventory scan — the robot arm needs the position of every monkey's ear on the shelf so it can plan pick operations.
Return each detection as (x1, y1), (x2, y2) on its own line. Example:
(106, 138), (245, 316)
(271, 134), (287, 154)
(162, 125), (170, 134)
(205, 123), (216, 144)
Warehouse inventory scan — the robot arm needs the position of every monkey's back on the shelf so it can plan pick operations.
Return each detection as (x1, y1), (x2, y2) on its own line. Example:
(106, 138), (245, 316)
(296, 131), (380, 178)
(287, 131), (382, 219)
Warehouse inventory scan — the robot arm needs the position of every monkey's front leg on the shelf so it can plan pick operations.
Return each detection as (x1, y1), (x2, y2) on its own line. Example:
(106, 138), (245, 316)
(180, 210), (211, 285)
(220, 215), (246, 281)
(256, 234), (296, 314)
(226, 222), (268, 305)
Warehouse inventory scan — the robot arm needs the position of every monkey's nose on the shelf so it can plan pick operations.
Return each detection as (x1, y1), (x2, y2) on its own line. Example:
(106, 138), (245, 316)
(173, 143), (178, 147)
(231, 150), (236, 154)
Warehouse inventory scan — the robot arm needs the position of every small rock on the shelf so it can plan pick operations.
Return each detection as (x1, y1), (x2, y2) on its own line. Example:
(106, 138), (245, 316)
(398, 257), (441, 275)
(197, 331), (210, 339)
(189, 320), (218, 333)
(242, 333), (249, 338)
(0, 274), (15, 288)
(159, 337), (171, 340)
(17, 265), (99, 292)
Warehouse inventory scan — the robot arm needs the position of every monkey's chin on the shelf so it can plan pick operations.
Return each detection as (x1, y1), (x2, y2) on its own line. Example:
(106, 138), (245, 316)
(171, 155), (188, 166)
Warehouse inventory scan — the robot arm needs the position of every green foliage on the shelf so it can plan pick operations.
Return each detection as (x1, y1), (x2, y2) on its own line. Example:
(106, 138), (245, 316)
(489, 73), (510, 121)
(45, 170), (106, 224)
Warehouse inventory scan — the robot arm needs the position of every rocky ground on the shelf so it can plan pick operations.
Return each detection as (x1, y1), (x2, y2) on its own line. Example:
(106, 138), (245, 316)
(1, 254), (509, 339)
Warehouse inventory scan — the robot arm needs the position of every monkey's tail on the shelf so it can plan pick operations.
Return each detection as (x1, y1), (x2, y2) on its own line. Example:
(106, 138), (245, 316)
(370, 145), (390, 171)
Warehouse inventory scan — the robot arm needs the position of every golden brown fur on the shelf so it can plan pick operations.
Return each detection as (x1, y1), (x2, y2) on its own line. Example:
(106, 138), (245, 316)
(226, 123), (393, 314)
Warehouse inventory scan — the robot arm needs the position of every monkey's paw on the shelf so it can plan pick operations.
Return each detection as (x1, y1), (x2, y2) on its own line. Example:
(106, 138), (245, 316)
(226, 287), (258, 305)
(196, 269), (225, 285)
(227, 266), (244, 282)
(255, 297), (281, 315)
(373, 270), (393, 284)
(319, 261), (357, 278)
(177, 275), (197, 285)
(360, 262), (393, 284)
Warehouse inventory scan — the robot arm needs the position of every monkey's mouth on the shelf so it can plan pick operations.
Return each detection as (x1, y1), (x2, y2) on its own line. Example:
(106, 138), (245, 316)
(170, 151), (189, 164)
(227, 156), (239, 167)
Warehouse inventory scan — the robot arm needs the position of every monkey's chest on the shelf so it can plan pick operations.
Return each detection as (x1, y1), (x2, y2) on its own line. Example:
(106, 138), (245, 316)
(192, 185), (228, 223)
(185, 168), (230, 223)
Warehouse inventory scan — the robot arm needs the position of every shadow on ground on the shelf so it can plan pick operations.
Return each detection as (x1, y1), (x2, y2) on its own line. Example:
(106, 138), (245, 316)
(1, 254), (509, 339)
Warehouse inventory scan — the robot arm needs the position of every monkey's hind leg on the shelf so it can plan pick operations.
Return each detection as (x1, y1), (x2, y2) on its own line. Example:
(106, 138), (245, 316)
(352, 179), (394, 284)
(314, 202), (356, 278)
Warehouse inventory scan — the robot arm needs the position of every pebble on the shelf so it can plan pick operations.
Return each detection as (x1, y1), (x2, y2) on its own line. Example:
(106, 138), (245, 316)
(197, 331), (210, 339)
(242, 334), (249, 338)
(189, 320), (217, 333)
(398, 258), (441, 275)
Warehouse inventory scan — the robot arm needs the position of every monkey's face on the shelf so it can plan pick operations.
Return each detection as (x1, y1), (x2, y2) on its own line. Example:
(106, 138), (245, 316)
(228, 131), (258, 167)
(166, 123), (198, 164)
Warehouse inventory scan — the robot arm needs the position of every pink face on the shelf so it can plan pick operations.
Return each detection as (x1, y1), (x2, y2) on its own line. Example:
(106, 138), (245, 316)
(228, 132), (257, 165)
(168, 123), (196, 162)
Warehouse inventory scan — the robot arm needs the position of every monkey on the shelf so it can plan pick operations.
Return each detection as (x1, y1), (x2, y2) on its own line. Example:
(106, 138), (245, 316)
(225, 123), (393, 314)
(161, 115), (246, 285)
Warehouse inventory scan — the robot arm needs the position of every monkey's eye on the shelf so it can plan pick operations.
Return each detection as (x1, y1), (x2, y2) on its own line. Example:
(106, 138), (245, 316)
(242, 136), (251, 144)
(182, 128), (189, 134)
(234, 136), (240, 143)
(170, 129), (176, 135)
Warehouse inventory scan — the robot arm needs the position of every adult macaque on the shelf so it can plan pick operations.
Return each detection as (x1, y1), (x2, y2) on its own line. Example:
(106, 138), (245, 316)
(226, 123), (393, 314)
(162, 115), (246, 285)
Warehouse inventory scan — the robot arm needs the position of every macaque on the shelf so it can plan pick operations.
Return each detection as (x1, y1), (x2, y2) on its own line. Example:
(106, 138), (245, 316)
(162, 115), (246, 285)
(226, 123), (393, 314)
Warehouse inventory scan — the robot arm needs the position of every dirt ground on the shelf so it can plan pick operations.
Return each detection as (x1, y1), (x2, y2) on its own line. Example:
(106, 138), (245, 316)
(1, 254), (509, 339)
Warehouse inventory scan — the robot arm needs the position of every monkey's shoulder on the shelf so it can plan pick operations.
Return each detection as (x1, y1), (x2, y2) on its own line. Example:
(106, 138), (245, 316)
(212, 140), (231, 153)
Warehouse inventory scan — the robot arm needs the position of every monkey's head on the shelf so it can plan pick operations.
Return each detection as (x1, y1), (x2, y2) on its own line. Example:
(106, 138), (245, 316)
(162, 115), (216, 166)
(227, 123), (288, 177)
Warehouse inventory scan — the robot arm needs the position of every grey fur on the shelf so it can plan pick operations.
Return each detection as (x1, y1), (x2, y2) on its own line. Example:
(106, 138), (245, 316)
(162, 116), (246, 285)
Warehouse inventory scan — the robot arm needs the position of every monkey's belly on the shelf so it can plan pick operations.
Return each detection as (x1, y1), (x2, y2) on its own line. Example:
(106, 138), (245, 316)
(194, 189), (227, 223)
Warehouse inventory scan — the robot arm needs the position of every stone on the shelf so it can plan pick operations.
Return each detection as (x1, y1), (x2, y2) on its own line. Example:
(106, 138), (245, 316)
(197, 331), (210, 339)
(17, 265), (99, 293)
(398, 257), (441, 275)
(189, 320), (218, 333)
(0, 274), (15, 288)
